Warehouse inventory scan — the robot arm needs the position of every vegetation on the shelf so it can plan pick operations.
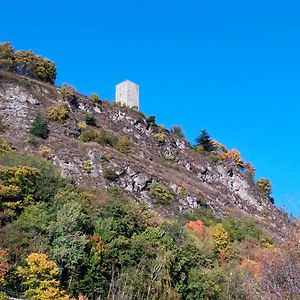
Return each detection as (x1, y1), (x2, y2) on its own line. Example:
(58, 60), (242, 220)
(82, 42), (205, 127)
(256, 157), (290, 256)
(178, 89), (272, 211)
(60, 84), (77, 106)
(116, 136), (132, 154)
(103, 168), (118, 181)
(84, 113), (96, 126)
(170, 125), (185, 138)
(257, 178), (272, 197)
(89, 93), (100, 105)
(146, 115), (156, 128)
(29, 113), (49, 139)
(195, 129), (215, 152)
(0, 145), (299, 299)
(148, 182), (175, 205)
(0, 42), (56, 84)
(48, 104), (69, 122)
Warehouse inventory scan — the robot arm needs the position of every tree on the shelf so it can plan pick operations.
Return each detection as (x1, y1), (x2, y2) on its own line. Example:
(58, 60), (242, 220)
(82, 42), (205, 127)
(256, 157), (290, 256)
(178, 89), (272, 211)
(29, 113), (49, 139)
(14, 50), (56, 84)
(257, 178), (272, 197)
(89, 94), (100, 106)
(0, 42), (15, 71)
(195, 129), (215, 152)
(17, 253), (68, 300)
(170, 126), (185, 139)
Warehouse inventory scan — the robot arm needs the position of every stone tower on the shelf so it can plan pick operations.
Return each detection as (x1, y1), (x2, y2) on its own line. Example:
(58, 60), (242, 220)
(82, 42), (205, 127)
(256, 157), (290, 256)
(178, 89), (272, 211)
(116, 80), (139, 110)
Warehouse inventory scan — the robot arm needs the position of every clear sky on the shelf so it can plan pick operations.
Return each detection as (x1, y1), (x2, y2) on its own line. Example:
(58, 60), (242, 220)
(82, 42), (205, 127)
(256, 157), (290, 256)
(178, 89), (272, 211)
(1, 0), (300, 215)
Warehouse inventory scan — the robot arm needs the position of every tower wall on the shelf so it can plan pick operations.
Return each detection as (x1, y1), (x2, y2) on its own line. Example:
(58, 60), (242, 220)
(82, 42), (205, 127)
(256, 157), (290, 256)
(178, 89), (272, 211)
(116, 80), (139, 110)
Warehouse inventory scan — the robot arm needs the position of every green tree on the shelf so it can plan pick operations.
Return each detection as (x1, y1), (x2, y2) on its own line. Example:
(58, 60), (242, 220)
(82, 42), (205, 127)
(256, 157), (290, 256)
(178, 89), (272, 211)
(84, 113), (96, 126)
(170, 125), (185, 139)
(29, 113), (49, 139)
(196, 129), (215, 152)
(257, 178), (272, 197)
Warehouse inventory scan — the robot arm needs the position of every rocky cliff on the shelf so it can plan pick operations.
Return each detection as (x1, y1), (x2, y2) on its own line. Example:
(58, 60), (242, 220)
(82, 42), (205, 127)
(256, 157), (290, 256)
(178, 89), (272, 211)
(0, 71), (295, 240)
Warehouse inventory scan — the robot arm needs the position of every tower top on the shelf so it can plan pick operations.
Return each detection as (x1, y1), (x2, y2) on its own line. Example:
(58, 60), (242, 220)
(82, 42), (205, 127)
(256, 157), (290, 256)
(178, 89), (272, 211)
(115, 80), (139, 110)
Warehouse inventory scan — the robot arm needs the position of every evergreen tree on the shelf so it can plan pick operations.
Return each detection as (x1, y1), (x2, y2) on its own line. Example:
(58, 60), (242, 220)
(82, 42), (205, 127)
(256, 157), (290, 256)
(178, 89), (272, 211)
(196, 129), (215, 152)
(29, 113), (49, 139)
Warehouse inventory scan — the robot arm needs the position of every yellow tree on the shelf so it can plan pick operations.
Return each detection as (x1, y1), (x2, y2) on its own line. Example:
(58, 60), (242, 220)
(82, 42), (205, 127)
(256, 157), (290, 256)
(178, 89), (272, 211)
(212, 223), (230, 260)
(17, 253), (68, 300)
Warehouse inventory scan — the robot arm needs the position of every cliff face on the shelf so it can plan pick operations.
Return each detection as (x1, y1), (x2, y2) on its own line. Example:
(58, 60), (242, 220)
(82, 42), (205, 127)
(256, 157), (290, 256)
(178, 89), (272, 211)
(0, 71), (294, 240)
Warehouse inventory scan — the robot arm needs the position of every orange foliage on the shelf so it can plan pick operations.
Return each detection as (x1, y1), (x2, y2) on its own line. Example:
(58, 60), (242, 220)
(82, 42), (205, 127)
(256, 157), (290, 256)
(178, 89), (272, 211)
(90, 234), (107, 252)
(219, 149), (243, 167)
(187, 220), (205, 236)
(244, 162), (256, 178)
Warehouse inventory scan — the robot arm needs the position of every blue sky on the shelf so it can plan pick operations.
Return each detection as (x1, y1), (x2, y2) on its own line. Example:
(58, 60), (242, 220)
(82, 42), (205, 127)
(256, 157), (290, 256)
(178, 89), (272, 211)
(1, 0), (300, 215)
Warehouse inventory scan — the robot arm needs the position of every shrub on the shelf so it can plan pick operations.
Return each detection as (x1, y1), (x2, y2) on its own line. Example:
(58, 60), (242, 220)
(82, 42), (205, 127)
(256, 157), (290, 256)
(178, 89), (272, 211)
(89, 93), (100, 105)
(116, 136), (132, 154)
(27, 135), (38, 146)
(48, 104), (69, 122)
(103, 168), (118, 181)
(212, 223), (230, 257)
(98, 130), (118, 147)
(146, 115), (156, 128)
(78, 121), (87, 129)
(29, 113), (49, 139)
(100, 153), (112, 163)
(257, 178), (272, 197)
(154, 132), (166, 143)
(148, 182), (175, 205)
(38, 145), (52, 158)
(60, 84), (77, 105)
(170, 125), (185, 139)
(84, 112), (96, 126)
(80, 129), (99, 143)
(197, 190), (206, 206)
(222, 217), (263, 243)
(0, 139), (12, 153)
(187, 220), (205, 236)
(244, 162), (255, 179)
(83, 160), (92, 174)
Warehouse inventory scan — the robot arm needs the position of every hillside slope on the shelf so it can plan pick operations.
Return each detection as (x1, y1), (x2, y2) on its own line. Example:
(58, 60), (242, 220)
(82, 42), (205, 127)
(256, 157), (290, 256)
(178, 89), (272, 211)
(0, 71), (295, 240)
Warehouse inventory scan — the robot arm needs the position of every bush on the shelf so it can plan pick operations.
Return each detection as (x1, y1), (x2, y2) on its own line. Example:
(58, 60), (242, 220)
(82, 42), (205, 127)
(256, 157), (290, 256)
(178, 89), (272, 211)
(98, 130), (118, 147)
(84, 113), (96, 126)
(116, 136), (132, 154)
(89, 93), (100, 105)
(38, 145), (52, 158)
(154, 132), (166, 143)
(29, 113), (49, 139)
(103, 168), (118, 181)
(257, 178), (272, 197)
(60, 84), (77, 105)
(27, 134), (38, 146)
(148, 182), (175, 205)
(0, 139), (12, 153)
(170, 126), (185, 139)
(146, 115), (156, 128)
(79, 129), (99, 143)
(83, 160), (92, 174)
(48, 104), (69, 122)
